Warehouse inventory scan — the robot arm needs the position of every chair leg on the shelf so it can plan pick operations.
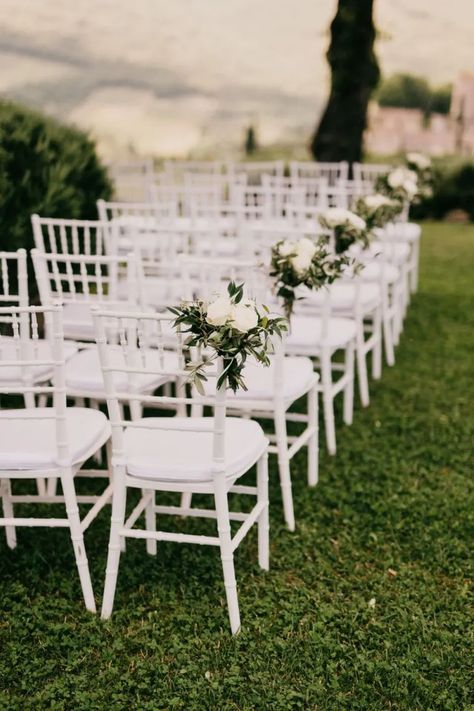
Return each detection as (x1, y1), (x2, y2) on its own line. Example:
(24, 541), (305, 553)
(355, 319), (370, 407)
(214, 476), (240, 635)
(257, 453), (269, 571)
(410, 240), (420, 293)
(382, 293), (395, 367)
(343, 342), (355, 426)
(180, 492), (193, 512)
(307, 385), (319, 487)
(1, 479), (17, 549)
(321, 349), (336, 456)
(372, 307), (383, 380)
(101, 467), (128, 619)
(144, 489), (157, 555)
(60, 469), (96, 613)
(274, 404), (295, 531)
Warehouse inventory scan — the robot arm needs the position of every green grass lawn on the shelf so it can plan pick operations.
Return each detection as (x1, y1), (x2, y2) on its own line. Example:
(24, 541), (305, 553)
(1, 222), (473, 710)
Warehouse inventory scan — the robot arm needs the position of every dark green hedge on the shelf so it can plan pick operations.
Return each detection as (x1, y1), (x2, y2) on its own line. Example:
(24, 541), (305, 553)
(410, 161), (474, 222)
(0, 99), (112, 269)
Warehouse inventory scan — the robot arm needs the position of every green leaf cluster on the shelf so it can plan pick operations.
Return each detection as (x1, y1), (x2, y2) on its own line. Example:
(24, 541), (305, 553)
(270, 239), (353, 318)
(169, 281), (287, 393)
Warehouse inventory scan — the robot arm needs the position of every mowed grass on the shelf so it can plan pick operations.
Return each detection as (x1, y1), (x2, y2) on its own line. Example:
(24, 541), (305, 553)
(0, 223), (473, 710)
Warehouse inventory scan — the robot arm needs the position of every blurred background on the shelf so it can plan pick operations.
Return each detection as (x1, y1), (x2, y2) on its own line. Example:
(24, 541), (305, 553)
(1, 0), (473, 160)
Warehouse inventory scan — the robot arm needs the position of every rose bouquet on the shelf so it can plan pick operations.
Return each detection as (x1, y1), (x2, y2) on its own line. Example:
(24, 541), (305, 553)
(169, 281), (287, 392)
(318, 208), (370, 254)
(354, 193), (402, 232)
(270, 236), (352, 319)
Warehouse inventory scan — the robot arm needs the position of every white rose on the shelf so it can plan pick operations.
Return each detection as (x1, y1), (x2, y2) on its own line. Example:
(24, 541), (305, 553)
(347, 212), (366, 231)
(322, 207), (351, 226)
(403, 179), (418, 198)
(387, 168), (406, 189)
(364, 194), (392, 209)
(230, 302), (259, 332)
(407, 152), (431, 169)
(206, 296), (233, 326)
(291, 251), (312, 275)
(278, 240), (296, 257)
(297, 237), (317, 258)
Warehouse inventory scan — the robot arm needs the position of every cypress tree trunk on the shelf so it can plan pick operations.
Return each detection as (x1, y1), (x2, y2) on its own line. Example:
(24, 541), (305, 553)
(311, 0), (380, 163)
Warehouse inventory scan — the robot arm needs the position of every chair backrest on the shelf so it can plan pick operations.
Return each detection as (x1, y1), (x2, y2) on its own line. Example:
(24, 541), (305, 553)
(261, 175), (305, 218)
(97, 199), (179, 224)
(0, 250), (28, 325)
(106, 158), (156, 202)
(177, 256), (269, 303)
(163, 160), (225, 182)
(352, 163), (391, 186)
(92, 308), (229, 471)
(229, 160), (285, 185)
(32, 250), (139, 308)
(31, 215), (114, 256)
(290, 161), (349, 186)
(0, 303), (71, 466)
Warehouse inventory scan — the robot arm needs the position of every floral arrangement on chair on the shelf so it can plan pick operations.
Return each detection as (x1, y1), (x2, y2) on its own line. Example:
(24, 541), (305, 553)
(169, 281), (287, 392)
(376, 167), (419, 204)
(270, 236), (352, 319)
(405, 152), (434, 199)
(318, 208), (370, 254)
(354, 194), (402, 232)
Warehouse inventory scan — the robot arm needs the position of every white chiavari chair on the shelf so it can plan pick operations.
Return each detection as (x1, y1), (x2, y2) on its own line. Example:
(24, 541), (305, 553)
(0, 303), (112, 611)
(93, 308), (269, 634)
(284, 288), (356, 456)
(178, 257), (319, 531)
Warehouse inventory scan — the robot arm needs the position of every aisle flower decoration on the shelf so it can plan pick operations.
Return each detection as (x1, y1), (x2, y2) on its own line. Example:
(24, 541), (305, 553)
(376, 167), (419, 204)
(406, 152), (434, 199)
(169, 281), (287, 392)
(318, 208), (370, 254)
(270, 236), (352, 319)
(354, 194), (402, 232)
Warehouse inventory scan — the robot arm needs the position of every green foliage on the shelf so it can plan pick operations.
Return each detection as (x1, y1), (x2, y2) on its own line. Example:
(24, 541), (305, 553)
(0, 224), (473, 709)
(411, 162), (474, 221)
(244, 125), (258, 156)
(0, 99), (112, 293)
(312, 0), (380, 162)
(377, 74), (452, 115)
(169, 281), (287, 392)
(270, 237), (352, 318)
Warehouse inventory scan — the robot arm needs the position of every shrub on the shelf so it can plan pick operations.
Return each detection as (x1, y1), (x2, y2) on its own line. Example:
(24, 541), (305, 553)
(411, 161), (474, 221)
(0, 99), (112, 293)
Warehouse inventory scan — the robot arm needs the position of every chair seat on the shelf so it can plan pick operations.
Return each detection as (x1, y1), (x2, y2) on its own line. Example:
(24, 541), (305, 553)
(197, 238), (239, 257)
(0, 407), (111, 470)
(370, 241), (410, 264)
(389, 223), (421, 242)
(62, 302), (95, 341)
(202, 357), (317, 404)
(300, 282), (381, 311)
(124, 417), (267, 483)
(286, 315), (356, 351)
(0, 339), (78, 385)
(360, 262), (400, 284)
(65, 346), (174, 395)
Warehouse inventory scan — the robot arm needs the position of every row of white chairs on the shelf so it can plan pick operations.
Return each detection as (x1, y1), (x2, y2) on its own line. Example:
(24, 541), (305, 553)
(107, 158), (393, 203)
(1, 168), (419, 632)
